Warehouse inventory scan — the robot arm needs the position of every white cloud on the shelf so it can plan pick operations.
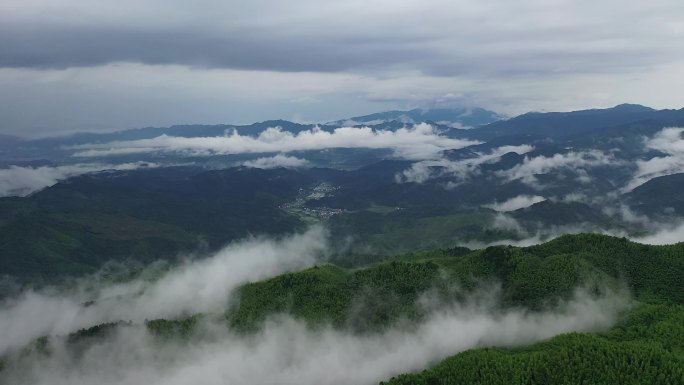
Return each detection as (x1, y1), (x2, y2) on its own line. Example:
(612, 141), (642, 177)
(71, 124), (479, 161)
(484, 195), (546, 212)
(243, 155), (309, 169)
(624, 127), (684, 191)
(633, 222), (684, 245)
(497, 150), (618, 186)
(398, 144), (534, 183)
(4, 285), (628, 385)
(490, 213), (526, 234)
(561, 192), (589, 203)
(0, 162), (156, 197)
(0, 227), (328, 354)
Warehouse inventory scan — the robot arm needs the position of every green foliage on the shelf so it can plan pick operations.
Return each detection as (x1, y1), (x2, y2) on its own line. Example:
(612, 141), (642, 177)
(526, 234), (684, 303)
(146, 314), (204, 340)
(228, 261), (441, 332)
(227, 234), (684, 334)
(3, 233), (684, 385)
(0, 167), (308, 281)
(383, 333), (684, 385)
(383, 304), (684, 385)
(67, 322), (125, 344)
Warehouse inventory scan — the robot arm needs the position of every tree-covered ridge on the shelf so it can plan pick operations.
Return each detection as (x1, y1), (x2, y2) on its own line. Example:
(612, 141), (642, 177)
(227, 236), (632, 332)
(2, 233), (684, 384)
(130, 234), (683, 337)
(382, 304), (684, 385)
(228, 261), (441, 332)
(525, 234), (684, 303)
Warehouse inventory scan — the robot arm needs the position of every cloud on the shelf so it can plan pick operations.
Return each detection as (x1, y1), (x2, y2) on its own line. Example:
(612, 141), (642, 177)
(490, 213), (526, 234)
(1, 0), (682, 77)
(484, 195), (546, 212)
(242, 155), (309, 169)
(0, 1), (683, 136)
(0, 162), (156, 197)
(398, 144), (533, 183)
(624, 127), (684, 191)
(71, 124), (479, 160)
(3, 285), (629, 385)
(497, 150), (619, 187)
(477, 204), (684, 248)
(632, 221), (684, 245)
(0, 227), (328, 355)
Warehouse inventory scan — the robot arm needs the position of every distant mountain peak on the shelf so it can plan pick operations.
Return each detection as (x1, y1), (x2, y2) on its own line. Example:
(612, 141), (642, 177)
(611, 103), (655, 112)
(330, 107), (504, 128)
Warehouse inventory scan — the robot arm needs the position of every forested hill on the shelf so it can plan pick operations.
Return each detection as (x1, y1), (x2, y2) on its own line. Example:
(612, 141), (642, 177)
(3, 233), (684, 384)
(228, 233), (684, 331)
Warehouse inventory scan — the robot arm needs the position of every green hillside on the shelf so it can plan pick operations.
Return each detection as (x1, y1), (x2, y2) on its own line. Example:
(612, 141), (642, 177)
(383, 304), (684, 385)
(2, 233), (684, 385)
(226, 234), (683, 332)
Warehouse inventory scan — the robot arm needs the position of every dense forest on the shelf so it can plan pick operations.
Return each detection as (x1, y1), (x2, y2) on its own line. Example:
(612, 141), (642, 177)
(2, 233), (683, 384)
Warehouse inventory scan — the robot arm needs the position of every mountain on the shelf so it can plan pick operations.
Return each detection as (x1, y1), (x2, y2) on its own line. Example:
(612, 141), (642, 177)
(330, 107), (504, 128)
(626, 173), (684, 216)
(2, 102), (684, 384)
(1, 102), (684, 274)
(4, 234), (684, 384)
(0, 166), (311, 279)
(13, 107), (502, 152)
(465, 104), (684, 141)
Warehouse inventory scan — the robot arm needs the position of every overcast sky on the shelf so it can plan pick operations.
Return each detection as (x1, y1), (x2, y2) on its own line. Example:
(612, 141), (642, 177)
(1, 0), (683, 137)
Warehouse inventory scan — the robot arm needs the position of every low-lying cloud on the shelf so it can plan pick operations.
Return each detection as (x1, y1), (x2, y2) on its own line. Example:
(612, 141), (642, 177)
(0, 223), (635, 385)
(71, 124), (480, 161)
(398, 144), (534, 183)
(480, 204), (684, 248)
(3, 285), (629, 385)
(624, 127), (684, 191)
(0, 162), (155, 197)
(242, 154), (309, 169)
(631, 221), (684, 245)
(497, 150), (618, 187)
(0, 227), (328, 355)
(484, 195), (546, 212)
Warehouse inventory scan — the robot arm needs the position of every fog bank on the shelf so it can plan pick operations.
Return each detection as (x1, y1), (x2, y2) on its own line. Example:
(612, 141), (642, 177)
(4, 286), (629, 385)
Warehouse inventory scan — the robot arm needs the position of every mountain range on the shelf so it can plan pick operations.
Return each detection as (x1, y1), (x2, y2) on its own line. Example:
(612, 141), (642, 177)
(2, 103), (684, 384)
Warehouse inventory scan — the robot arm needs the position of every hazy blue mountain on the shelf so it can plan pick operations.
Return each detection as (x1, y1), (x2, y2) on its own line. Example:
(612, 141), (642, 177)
(465, 104), (684, 141)
(626, 173), (684, 216)
(330, 107), (504, 127)
(1, 103), (683, 263)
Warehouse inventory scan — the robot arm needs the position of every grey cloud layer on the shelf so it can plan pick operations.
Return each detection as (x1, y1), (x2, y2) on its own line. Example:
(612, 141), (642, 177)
(2, 0), (682, 77)
(1, 0), (683, 135)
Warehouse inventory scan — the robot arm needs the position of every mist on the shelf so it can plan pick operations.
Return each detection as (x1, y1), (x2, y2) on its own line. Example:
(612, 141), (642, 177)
(484, 195), (546, 212)
(397, 144), (534, 183)
(624, 127), (684, 191)
(70, 124), (479, 160)
(0, 162), (156, 197)
(480, 206), (684, 248)
(242, 154), (309, 169)
(2, 286), (629, 385)
(0, 227), (328, 355)
(0, 225), (633, 385)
